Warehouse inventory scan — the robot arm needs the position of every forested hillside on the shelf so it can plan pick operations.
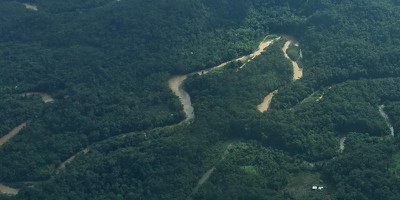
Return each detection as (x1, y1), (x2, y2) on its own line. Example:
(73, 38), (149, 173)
(1, 0), (400, 199)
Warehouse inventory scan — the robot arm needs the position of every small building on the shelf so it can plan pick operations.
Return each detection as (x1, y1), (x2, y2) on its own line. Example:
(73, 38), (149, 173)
(312, 185), (325, 190)
(312, 186), (318, 190)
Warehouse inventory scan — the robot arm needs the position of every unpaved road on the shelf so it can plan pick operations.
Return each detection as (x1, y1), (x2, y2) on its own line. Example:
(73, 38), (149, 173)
(257, 39), (303, 113)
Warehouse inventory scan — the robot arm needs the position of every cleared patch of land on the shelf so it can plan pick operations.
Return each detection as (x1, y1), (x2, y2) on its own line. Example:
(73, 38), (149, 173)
(285, 172), (334, 200)
(0, 183), (19, 196)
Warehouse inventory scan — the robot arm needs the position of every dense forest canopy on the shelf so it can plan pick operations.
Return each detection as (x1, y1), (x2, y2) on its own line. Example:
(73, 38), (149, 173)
(0, 0), (400, 199)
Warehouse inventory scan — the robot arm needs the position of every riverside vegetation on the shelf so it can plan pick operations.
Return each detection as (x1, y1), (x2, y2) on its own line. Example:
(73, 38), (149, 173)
(1, 0), (400, 200)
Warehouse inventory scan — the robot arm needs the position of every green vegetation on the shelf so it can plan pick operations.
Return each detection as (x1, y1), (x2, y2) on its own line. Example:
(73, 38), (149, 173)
(286, 43), (301, 61)
(390, 152), (400, 177)
(285, 173), (334, 200)
(1, 0), (400, 199)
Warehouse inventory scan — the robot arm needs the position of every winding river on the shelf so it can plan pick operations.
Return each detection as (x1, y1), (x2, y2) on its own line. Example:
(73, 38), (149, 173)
(339, 137), (346, 153)
(23, 3), (38, 11)
(257, 39), (303, 113)
(282, 41), (303, 81)
(168, 75), (194, 121)
(1, 35), (300, 196)
(168, 37), (280, 119)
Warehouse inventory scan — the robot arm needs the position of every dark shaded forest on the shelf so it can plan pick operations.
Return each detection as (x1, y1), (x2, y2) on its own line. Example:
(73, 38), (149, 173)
(1, 0), (400, 199)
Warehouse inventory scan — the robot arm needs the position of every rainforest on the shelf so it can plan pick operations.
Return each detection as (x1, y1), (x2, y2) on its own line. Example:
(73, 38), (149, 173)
(1, 0), (400, 199)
